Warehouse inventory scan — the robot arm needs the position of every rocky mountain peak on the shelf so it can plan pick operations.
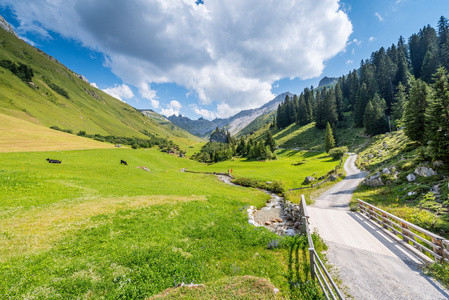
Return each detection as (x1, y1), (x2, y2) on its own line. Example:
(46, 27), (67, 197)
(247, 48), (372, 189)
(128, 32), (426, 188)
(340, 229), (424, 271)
(0, 15), (18, 37)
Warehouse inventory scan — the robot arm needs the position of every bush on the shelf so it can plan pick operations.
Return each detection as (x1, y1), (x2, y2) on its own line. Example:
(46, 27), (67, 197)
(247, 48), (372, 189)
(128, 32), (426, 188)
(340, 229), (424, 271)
(329, 146), (348, 159)
(232, 177), (285, 194)
(268, 180), (285, 194)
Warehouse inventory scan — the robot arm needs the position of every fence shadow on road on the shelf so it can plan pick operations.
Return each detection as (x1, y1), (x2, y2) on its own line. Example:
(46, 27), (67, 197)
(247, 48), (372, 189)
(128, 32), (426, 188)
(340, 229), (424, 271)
(348, 211), (449, 298)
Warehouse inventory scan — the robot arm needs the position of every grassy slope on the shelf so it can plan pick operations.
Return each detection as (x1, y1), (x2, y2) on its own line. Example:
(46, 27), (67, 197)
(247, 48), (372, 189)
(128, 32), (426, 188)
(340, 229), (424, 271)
(0, 112), (116, 152)
(240, 113), (366, 152)
(352, 130), (449, 238)
(0, 147), (330, 299)
(0, 28), (201, 151)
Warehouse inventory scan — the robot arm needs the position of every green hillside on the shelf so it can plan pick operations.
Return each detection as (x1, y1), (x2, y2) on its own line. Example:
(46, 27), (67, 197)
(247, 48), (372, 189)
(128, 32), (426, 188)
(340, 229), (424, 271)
(0, 27), (202, 150)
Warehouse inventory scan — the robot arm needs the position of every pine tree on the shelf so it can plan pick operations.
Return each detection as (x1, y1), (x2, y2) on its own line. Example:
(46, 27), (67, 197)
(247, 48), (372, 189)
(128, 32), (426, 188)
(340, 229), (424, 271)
(315, 89), (326, 129)
(404, 78), (429, 144)
(354, 83), (369, 127)
(265, 130), (276, 152)
(421, 46), (440, 83)
(426, 67), (449, 161)
(363, 94), (388, 136)
(335, 84), (344, 121)
(363, 100), (376, 135)
(391, 82), (408, 129)
(324, 122), (335, 153)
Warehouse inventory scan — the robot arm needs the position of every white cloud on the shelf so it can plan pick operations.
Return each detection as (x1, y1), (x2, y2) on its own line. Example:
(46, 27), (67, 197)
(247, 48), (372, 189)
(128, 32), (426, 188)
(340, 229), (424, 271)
(102, 84), (134, 102)
(90, 82), (98, 88)
(375, 12), (383, 21)
(351, 39), (361, 46)
(5, 0), (353, 117)
(190, 104), (217, 120)
(369, 37), (376, 42)
(161, 100), (182, 117)
(346, 60), (353, 64)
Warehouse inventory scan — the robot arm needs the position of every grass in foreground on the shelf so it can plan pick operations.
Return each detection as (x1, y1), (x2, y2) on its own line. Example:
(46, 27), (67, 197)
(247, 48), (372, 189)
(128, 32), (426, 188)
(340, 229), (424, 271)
(0, 147), (325, 299)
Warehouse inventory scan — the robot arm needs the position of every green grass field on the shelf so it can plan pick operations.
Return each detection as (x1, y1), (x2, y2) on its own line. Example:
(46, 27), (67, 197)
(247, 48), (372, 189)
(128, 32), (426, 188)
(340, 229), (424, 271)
(0, 147), (329, 299)
(187, 149), (342, 190)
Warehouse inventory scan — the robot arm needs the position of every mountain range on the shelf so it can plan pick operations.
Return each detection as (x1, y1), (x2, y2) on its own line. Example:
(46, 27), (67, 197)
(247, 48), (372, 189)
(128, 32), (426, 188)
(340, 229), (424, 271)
(164, 92), (293, 137)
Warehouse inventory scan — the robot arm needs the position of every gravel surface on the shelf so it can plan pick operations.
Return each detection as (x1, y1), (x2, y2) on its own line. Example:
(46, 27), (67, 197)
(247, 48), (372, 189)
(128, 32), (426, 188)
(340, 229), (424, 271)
(308, 153), (449, 299)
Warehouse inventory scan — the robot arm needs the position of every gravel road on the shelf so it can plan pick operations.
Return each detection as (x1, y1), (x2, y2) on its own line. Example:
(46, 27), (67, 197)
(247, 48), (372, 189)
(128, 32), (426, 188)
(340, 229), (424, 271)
(308, 153), (449, 299)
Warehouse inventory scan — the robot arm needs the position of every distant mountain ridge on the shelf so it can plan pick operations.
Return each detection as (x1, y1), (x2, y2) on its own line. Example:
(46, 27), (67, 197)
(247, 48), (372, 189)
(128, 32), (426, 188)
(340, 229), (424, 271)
(168, 92), (293, 137)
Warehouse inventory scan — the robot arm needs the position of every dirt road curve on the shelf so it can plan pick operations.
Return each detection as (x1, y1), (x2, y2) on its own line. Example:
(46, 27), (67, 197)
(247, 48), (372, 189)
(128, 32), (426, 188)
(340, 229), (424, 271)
(308, 153), (449, 300)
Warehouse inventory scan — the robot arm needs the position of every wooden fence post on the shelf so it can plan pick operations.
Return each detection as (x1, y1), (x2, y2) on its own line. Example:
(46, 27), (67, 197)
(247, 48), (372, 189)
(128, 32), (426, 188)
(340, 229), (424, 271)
(309, 248), (316, 280)
(381, 212), (388, 229)
(431, 237), (445, 262)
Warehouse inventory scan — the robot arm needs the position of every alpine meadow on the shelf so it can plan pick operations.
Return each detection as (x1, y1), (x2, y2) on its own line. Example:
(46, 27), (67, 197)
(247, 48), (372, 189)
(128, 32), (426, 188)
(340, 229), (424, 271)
(2, 1), (449, 299)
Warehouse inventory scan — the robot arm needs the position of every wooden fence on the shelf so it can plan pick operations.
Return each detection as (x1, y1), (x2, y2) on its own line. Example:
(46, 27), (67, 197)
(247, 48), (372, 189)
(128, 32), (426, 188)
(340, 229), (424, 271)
(300, 195), (345, 300)
(357, 199), (449, 262)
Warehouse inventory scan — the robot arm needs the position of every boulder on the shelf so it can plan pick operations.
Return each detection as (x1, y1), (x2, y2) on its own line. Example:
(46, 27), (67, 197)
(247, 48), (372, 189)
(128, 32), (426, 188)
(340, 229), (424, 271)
(364, 178), (384, 187)
(370, 172), (381, 180)
(265, 221), (271, 226)
(303, 176), (315, 184)
(329, 174), (338, 181)
(430, 185), (440, 195)
(414, 166), (437, 177)
(407, 173), (416, 182)
(284, 229), (296, 236)
(433, 160), (444, 168)
(382, 168), (390, 174)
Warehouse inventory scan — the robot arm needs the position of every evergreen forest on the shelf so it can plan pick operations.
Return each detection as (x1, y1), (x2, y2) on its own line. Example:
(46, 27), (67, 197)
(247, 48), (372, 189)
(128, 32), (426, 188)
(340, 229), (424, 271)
(273, 16), (449, 164)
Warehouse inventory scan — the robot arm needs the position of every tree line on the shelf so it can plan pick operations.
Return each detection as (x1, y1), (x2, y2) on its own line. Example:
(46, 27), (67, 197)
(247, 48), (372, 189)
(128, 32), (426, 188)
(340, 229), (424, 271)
(273, 16), (449, 162)
(192, 129), (277, 163)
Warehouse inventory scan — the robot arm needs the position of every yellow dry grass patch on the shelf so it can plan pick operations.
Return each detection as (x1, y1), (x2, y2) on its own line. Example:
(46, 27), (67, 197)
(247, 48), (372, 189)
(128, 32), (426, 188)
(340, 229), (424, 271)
(0, 113), (115, 152)
(0, 194), (206, 261)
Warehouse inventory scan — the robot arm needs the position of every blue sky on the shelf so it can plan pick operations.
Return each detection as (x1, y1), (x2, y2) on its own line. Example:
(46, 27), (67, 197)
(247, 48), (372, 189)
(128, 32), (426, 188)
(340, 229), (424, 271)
(0, 0), (448, 120)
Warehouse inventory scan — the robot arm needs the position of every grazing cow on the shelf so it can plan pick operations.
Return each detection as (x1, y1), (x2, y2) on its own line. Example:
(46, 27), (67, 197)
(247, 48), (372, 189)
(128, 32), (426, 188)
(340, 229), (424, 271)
(121, 160), (128, 165)
(46, 158), (62, 164)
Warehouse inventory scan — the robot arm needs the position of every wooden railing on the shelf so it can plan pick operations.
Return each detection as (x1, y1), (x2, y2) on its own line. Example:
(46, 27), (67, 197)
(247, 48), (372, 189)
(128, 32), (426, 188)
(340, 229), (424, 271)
(300, 195), (345, 300)
(357, 199), (449, 262)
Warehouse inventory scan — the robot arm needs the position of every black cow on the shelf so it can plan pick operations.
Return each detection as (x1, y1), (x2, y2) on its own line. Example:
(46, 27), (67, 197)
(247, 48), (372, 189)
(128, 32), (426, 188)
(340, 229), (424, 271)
(46, 158), (62, 164)
(121, 160), (128, 165)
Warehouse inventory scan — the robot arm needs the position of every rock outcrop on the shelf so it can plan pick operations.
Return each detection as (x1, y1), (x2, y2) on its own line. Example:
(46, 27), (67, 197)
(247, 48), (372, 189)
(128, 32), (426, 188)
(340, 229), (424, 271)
(414, 166), (437, 177)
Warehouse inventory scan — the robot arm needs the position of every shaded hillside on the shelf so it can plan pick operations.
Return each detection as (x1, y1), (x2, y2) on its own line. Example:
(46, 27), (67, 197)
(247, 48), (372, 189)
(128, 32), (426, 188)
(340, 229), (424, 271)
(0, 20), (199, 149)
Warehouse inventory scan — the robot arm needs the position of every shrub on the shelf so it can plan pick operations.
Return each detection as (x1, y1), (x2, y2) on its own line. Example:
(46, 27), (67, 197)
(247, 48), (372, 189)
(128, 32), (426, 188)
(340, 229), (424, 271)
(329, 146), (348, 159)
(268, 180), (285, 194)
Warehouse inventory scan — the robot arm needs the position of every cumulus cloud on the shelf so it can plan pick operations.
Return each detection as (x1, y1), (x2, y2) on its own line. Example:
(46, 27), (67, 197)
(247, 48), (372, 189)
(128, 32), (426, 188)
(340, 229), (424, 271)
(161, 100), (182, 117)
(190, 104), (217, 120)
(102, 84), (134, 102)
(4, 0), (352, 117)
(369, 36), (376, 42)
(346, 60), (353, 64)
